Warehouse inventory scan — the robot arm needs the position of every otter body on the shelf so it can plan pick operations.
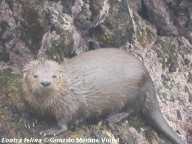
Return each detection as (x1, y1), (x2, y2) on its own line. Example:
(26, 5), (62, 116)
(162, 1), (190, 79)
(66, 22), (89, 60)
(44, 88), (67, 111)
(23, 48), (183, 144)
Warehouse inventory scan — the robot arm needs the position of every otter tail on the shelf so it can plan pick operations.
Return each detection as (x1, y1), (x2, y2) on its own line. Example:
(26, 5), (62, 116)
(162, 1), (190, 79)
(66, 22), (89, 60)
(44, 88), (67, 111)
(145, 109), (184, 144)
(142, 78), (184, 144)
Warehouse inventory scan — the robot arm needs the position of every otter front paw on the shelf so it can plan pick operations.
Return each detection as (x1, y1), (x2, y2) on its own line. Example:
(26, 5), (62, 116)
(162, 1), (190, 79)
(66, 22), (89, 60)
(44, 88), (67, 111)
(106, 112), (131, 124)
(40, 125), (68, 137)
(40, 128), (57, 137)
(22, 112), (38, 129)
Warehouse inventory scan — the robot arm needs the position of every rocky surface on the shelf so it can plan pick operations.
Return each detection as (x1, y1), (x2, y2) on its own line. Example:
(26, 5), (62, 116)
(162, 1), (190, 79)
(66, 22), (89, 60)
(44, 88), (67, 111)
(0, 0), (192, 144)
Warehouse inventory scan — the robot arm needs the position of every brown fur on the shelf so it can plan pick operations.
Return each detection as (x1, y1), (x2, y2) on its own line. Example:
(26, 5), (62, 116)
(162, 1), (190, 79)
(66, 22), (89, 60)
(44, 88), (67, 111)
(22, 48), (183, 144)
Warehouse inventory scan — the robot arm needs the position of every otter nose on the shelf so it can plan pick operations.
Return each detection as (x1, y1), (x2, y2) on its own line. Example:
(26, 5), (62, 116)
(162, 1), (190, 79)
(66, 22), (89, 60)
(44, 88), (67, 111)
(41, 81), (51, 87)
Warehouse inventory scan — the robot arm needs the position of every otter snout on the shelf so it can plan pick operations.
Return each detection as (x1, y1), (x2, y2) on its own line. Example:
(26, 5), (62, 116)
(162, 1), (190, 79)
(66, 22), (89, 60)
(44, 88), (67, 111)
(41, 81), (51, 87)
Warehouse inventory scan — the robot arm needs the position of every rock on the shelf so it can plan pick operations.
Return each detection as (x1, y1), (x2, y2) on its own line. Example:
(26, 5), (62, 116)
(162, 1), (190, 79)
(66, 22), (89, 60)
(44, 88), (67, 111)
(142, 0), (178, 36)
(0, 0), (33, 69)
(91, 0), (135, 47)
(0, 0), (191, 143)
(128, 36), (192, 143)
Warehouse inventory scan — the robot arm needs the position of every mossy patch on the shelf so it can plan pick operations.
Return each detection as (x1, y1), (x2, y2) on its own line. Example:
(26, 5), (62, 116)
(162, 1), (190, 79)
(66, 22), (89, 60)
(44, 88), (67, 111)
(98, 32), (113, 46)
(0, 71), (28, 137)
(0, 71), (22, 105)
(137, 26), (156, 48)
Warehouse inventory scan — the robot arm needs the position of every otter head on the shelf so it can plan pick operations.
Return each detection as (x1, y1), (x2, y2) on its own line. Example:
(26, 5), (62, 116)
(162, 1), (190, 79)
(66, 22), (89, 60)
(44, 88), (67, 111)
(23, 60), (65, 101)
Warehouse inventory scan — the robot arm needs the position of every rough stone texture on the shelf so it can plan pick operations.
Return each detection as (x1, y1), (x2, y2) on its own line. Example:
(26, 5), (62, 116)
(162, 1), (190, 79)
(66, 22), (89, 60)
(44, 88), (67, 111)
(128, 36), (192, 144)
(0, 0), (192, 144)
(141, 0), (192, 43)
(141, 0), (178, 36)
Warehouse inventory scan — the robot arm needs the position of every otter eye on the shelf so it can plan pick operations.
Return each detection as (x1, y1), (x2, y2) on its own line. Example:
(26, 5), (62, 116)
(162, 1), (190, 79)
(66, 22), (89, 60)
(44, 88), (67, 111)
(52, 75), (57, 78)
(33, 74), (38, 78)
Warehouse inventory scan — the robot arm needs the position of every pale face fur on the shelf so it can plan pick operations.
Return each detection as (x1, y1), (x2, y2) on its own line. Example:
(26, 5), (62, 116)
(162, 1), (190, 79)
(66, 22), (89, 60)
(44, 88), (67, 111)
(23, 60), (65, 103)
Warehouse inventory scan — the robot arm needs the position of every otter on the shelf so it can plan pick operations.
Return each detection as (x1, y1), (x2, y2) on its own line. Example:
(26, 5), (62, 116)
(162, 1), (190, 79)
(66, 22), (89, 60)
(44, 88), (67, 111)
(23, 48), (183, 144)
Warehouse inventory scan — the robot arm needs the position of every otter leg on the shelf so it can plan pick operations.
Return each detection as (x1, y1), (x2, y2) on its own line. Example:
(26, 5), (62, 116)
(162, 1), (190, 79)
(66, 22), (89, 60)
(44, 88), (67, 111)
(105, 112), (132, 130)
(106, 112), (131, 124)
(105, 112), (132, 129)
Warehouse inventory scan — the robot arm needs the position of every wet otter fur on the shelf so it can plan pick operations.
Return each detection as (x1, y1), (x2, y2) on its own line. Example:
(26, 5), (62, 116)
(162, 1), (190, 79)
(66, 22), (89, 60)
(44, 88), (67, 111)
(23, 48), (183, 144)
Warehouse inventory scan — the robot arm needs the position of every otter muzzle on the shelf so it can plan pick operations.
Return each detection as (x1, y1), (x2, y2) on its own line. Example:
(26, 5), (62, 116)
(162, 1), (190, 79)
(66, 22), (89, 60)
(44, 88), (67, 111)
(41, 81), (51, 87)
